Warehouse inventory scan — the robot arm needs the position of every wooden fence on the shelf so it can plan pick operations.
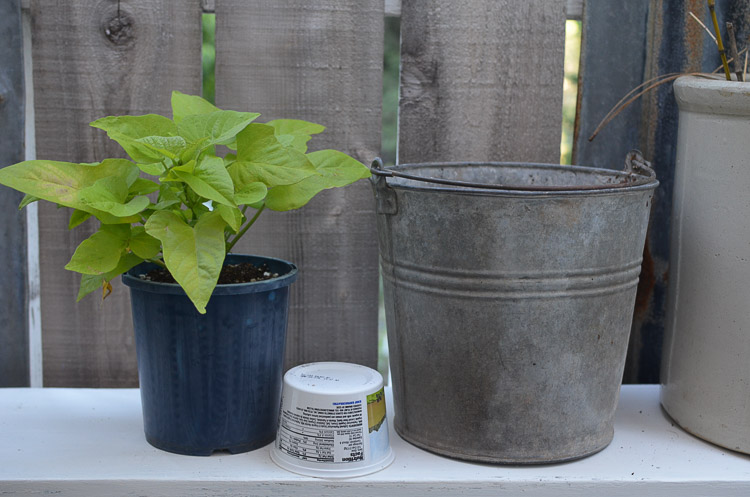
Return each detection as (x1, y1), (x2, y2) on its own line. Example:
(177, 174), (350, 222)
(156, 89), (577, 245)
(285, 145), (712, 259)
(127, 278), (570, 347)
(1, 0), (747, 387)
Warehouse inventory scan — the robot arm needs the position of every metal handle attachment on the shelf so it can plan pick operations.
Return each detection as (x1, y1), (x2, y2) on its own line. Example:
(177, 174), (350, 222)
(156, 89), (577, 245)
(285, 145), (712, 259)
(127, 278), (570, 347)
(624, 150), (656, 180)
(370, 158), (398, 215)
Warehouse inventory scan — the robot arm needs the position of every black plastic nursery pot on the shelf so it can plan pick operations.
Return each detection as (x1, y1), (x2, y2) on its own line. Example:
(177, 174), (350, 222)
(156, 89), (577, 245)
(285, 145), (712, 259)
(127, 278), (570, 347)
(122, 254), (298, 456)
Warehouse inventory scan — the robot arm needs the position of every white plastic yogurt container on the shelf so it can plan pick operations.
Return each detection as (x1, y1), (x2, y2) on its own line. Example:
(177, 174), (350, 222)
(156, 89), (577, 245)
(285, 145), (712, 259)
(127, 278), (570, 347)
(270, 362), (394, 478)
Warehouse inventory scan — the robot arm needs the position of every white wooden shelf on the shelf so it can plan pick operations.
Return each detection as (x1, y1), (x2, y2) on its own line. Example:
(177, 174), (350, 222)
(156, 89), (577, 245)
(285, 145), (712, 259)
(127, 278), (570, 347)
(1, 385), (748, 496)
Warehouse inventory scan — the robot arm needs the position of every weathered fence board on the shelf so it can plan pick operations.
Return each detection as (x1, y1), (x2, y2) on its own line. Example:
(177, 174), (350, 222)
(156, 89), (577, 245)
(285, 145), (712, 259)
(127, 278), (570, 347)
(215, 1), (383, 370)
(384, 0), (583, 19)
(0, 0), (28, 387)
(574, 0), (748, 383)
(12, 0), (742, 386)
(30, 0), (202, 387)
(398, 0), (566, 164)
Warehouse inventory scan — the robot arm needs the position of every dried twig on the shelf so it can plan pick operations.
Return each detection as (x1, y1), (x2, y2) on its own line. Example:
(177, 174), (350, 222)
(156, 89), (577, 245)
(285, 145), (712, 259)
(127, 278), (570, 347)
(708, 0), (732, 80)
(689, 11), (717, 45)
(726, 22), (743, 81)
(588, 72), (709, 142)
(589, 5), (748, 143)
(588, 73), (680, 139)
(713, 47), (747, 74)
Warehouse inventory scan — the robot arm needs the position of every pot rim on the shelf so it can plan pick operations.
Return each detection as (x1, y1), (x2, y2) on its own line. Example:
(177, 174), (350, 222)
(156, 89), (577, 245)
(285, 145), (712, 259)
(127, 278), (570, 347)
(675, 75), (750, 116)
(122, 253), (299, 295)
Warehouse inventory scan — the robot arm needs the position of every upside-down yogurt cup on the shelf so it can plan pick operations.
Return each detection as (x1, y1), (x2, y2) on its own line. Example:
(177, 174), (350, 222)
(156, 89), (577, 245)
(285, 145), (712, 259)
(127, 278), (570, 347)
(270, 362), (394, 478)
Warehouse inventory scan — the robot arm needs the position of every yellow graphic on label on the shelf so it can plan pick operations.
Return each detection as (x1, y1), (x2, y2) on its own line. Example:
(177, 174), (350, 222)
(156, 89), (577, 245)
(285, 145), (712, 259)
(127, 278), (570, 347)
(367, 388), (386, 433)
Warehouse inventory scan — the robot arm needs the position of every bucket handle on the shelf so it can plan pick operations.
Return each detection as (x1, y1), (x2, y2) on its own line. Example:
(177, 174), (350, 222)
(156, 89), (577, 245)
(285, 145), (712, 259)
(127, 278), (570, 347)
(368, 151), (656, 192)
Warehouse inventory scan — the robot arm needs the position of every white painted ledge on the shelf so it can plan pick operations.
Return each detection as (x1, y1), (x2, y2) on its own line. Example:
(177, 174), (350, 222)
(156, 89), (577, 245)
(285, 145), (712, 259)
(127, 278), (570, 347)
(1, 385), (749, 496)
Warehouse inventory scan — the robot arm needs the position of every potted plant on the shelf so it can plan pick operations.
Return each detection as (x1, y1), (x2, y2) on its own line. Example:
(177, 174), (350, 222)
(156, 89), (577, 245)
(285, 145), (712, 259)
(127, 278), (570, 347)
(0, 91), (370, 455)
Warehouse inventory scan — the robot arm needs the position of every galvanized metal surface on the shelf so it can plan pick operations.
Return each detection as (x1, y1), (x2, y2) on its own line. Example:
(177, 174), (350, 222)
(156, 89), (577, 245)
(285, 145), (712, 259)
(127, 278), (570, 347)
(373, 161), (657, 463)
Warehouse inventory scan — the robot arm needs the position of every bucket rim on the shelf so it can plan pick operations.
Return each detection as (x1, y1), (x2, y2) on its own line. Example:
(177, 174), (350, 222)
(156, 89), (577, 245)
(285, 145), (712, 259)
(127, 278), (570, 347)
(122, 253), (299, 295)
(372, 159), (659, 196)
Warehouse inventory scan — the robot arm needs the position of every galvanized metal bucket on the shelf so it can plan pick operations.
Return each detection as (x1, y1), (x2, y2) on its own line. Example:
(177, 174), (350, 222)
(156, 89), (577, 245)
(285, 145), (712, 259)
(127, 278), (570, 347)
(370, 152), (657, 464)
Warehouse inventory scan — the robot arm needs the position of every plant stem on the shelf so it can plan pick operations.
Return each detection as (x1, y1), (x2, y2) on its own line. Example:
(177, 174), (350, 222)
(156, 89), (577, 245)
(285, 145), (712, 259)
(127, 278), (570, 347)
(226, 204), (266, 253)
(225, 205), (250, 242)
(147, 258), (167, 269)
(708, 0), (732, 81)
(726, 22), (743, 81)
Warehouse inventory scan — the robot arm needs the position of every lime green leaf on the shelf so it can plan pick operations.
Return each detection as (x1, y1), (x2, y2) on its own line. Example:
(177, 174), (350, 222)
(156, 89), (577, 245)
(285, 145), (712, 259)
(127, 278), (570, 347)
(191, 202), (211, 218)
(229, 160), (318, 190)
(123, 163), (142, 187)
(170, 169), (228, 204)
(236, 123), (310, 165)
(169, 159), (195, 175)
(156, 183), (181, 204)
(177, 110), (260, 147)
(114, 252), (144, 277)
(265, 175), (331, 211)
(79, 177), (150, 218)
(215, 204), (242, 232)
(265, 150), (370, 211)
(171, 156), (235, 207)
(171, 91), (220, 124)
(77, 252), (143, 302)
(306, 149), (371, 184)
(80, 176), (127, 201)
(91, 115), (179, 163)
(267, 119), (325, 152)
(145, 210), (227, 313)
(91, 114), (177, 139)
(179, 137), (211, 164)
(149, 199), (180, 211)
(231, 123), (317, 188)
(234, 181), (267, 205)
(77, 274), (106, 302)
(134, 136), (187, 160)
(65, 224), (131, 275)
(129, 226), (161, 259)
(129, 178), (160, 196)
(99, 214), (141, 225)
(19, 194), (40, 209)
(137, 162), (166, 176)
(0, 159), (139, 211)
(68, 209), (92, 229)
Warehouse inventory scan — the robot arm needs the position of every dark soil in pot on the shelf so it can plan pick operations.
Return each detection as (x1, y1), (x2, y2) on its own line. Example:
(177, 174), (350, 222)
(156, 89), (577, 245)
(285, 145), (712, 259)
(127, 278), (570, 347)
(141, 262), (281, 285)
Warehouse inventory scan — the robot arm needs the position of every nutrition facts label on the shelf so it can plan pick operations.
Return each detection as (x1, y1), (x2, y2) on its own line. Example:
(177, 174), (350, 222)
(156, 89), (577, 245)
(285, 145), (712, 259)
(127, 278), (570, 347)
(277, 401), (365, 463)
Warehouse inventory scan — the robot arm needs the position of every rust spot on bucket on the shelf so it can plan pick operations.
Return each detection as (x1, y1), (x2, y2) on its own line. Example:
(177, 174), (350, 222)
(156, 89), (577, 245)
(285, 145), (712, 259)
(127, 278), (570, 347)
(634, 236), (655, 320)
